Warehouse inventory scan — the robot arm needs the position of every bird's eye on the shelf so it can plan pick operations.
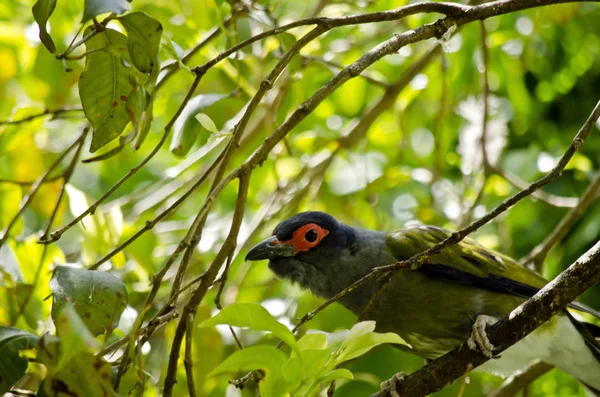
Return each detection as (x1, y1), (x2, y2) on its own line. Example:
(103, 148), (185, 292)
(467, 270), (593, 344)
(305, 229), (318, 242)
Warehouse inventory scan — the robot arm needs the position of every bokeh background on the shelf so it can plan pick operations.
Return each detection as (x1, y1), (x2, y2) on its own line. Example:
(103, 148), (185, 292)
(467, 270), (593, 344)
(1, 0), (600, 395)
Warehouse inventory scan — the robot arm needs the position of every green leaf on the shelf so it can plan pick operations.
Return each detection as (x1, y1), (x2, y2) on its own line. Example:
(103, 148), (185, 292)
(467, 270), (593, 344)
(208, 345), (287, 397)
(304, 368), (354, 397)
(297, 333), (328, 351)
(32, 0), (57, 53)
(195, 113), (219, 134)
(321, 368), (354, 382)
(52, 304), (101, 369)
(119, 12), (163, 75)
(0, 326), (39, 394)
(334, 321), (409, 364)
(125, 85), (153, 150)
(199, 302), (297, 351)
(170, 94), (228, 158)
(82, 0), (130, 23)
(79, 28), (144, 152)
(161, 37), (192, 74)
(50, 265), (128, 336)
(292, 348), (332, 385)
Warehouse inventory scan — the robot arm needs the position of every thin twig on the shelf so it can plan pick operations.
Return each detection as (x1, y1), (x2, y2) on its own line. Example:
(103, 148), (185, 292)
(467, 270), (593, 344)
(214, 254), (244, 350)
(488, 164), (579, 208)
(0, 107), (83, 126)
(480, 21), (490, 169)
(191, 1), (468, 78)
(376, 99), (600, 273)
(0, 174), (64, 186)
(301, 55), (390, 88)
(520, 171), (600, 268)
(156, 16), (234, 91)
(163, 172), (250, 397)
(11, 127), (89, 325)
(55, 14), (116, 61)
(184, 312), (197, 397)
(460, 21), (490, 226)
(87, 149), (226, 270)
(100, 309), (179, 357)
(0, 132), (85, 248)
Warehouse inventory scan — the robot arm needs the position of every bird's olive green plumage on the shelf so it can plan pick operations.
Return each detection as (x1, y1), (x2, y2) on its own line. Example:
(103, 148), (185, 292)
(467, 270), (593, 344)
(246, 211), (600, 393)
(386, 225), (547, 287)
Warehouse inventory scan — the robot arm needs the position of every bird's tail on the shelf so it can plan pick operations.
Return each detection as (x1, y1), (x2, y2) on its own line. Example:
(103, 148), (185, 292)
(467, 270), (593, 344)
(582, 384), (600, 397)
(567, 314), (600, 395)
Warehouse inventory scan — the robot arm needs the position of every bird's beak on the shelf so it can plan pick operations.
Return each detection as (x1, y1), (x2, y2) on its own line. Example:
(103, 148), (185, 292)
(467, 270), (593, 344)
(245, 236), (296, 261)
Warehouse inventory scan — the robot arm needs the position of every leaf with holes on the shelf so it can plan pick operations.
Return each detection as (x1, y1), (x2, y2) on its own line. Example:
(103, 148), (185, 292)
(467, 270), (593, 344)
(50, 266), (128, 336)
(0, 327), (39, 394)
(78, 27), (145, 152)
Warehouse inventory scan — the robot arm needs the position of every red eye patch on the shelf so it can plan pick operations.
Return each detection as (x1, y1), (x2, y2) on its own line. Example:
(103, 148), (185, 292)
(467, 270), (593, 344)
(281, 223), (329, 254)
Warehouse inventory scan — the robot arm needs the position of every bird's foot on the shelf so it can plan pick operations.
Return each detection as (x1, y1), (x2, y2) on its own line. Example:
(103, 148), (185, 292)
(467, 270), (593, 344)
(380, 372), (407, 397)
(467, 314), (499, 358)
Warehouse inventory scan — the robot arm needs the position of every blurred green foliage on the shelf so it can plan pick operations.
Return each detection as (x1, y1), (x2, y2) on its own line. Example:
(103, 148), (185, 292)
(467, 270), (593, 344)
(0, 0), (599, 396)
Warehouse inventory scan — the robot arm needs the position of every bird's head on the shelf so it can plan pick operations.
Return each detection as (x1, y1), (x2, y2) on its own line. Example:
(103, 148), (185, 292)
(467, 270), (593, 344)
(245, 211), (356, 291)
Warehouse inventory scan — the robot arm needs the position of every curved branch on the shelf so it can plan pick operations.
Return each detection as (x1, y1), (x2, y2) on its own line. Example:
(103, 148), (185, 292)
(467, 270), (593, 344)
(488, 361), (554, 397)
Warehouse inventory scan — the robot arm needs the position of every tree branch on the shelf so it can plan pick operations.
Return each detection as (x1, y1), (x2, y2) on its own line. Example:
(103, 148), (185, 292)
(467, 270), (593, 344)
(372, 238), (600, 397)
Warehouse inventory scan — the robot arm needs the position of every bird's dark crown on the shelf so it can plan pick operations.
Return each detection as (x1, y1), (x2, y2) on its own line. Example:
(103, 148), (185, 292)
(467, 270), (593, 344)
(273, 211), (339, 241)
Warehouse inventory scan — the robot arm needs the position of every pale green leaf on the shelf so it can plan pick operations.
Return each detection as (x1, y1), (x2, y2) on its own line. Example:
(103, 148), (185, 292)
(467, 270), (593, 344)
(297, 333), (328, 351)
(334, 321), (408, 364)
(195, 113), (219, 134)
(302, 368), (354, 397)
(199, 302), (297, 350)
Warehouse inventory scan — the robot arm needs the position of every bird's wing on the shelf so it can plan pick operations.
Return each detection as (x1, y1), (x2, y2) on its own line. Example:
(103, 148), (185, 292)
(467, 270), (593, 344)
(385, 224), (600, 319)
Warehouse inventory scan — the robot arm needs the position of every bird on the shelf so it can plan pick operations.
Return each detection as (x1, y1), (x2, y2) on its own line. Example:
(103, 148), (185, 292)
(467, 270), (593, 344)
(245, 211), (600, 395)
